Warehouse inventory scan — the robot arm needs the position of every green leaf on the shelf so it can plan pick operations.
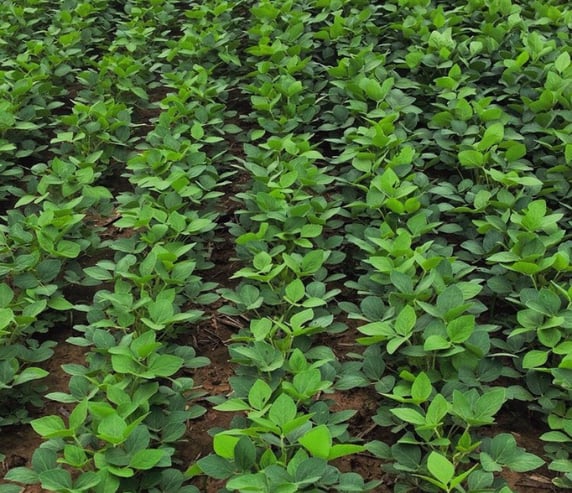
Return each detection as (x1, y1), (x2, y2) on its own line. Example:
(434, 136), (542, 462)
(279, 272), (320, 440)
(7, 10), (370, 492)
(269, 393), (297, 428)
(359, 77), (393, 101)
(234, 436), (257, 471)
(566, 143), (572, 164)
(31, 448), (57, 474)
(295, 458), (327, 483)
(547, 458), (572, 472)
(250, 318), (273, 341)
(290, 308), (314, 330)
(487, 251), (520, 263)
(458, 150), (484, 168)
(213, 434), (240, 460)
(111, 354), (141, 375)
(97, 414), (127, 445)
(424, 335), (451, 351)
(197, 455), (235, 480)
(69, 400), (88, 432)
(191, 122), (204, 140)
(437, 285), (464, 314)
(446, 315), (475, 344)
(56, 240), (81, 258)
(0, 307), (13, 330)
(540, 431), (570, 442)
(427, 452), (455, 485)
(31, 415), (69, 438)
(426, 394), (449, 425)
(522, 350), (549, 369)
(239, 284), (262, 309)
(477, 122), (504, 151)
(395, 305), (416, 336)
(481, 434), (544, 473)
(328, 444), (366, 460)
(300, 223), (323, 238)
(129, 449), (165, 470)
(253, 251), (272, 271)
(390, 408), (426, 425)
(507, 453), (545, 472)
(299, 425), (332, 459)
(39, 469), (73, 491)
(47, 296), (75, 311)
(285, 279), (305, 303)
(555, 51), (571, 73)
(214, 399), (250, 412)
(289, 368), (328, 398)
(0, 284), (14, 307)
(505, 142), (527, 162)
(301, 250), (326, 274)
(226, 473), (267, 491)
(93, 469), (119, 493)
(84, 266), (114, 281)
(476, 388), (505, 420)
(63, 445), (88, 468)
(248, 379), (272, 410)
(74, 471), (101, 490)
(13, 367), (48, 385)
(148, 354), (184, 377)
(4, 467), (38, 484)
(510, 261), (542, 275)
(0, 485), (25, 493)
(131, 331), (159, 359)
(411, 372), (432, 403)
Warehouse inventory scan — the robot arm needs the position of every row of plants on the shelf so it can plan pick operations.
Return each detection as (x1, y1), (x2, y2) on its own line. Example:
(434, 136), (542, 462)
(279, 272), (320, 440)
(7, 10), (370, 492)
(185, 3), (372, 490)
(1, 0), (571, 492)
(1, 1), (230, 491)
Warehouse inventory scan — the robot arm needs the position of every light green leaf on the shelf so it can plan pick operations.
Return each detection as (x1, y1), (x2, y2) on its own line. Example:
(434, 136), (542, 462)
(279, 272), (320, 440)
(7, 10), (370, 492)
(446, 315), (475, 344)
(213, 434), (240, 460)
(214, 399), (251, 412)
(299, 425), (332, 459)
(395, 305), (416, 336)
(390, 408), (426, 425)
(248, 379), (272, 410)
(328, 444), (366, 460)
(476, 388), (506, 420)
(522, 350), (549, 369)
(555, 51), (571, 73)
(507, 453), (545, 472)
(427, 452), (455, 485)
(147, 354), (184, 377)
(458, 149), (484, 168)
(31, 416), (69, 438)
(269, 393), (297, 428)
(97, 414), (127, 445)
(411, 372), (432, 403)
(477, 122), (504, 151)
(285, 279), (305, 303)
(191, 122), (204, 140)
(13, 367), (48, 385)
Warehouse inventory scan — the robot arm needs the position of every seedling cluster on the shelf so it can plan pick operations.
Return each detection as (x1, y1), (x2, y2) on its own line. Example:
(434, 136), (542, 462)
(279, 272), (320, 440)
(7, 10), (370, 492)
(1, 0), (572, 492)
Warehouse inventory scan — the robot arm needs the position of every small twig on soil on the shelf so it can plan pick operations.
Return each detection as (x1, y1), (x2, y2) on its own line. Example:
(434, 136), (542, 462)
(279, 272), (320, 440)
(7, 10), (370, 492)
(516, 474), (554, 489)
(356, 422), (377, 439)
(218, 315), (248, 330)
